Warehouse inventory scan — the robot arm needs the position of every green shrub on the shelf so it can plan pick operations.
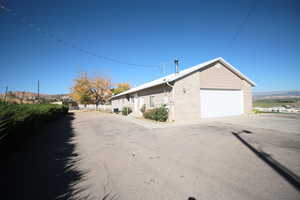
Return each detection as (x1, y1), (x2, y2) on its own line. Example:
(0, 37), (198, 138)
(0, 102), (69, 156)
(140, 104), (146, 114)
(122, 107), (132, 115)
(0, 102), (69, 132)
(252, 109), (262, 114)
(143, 106), (168, 122)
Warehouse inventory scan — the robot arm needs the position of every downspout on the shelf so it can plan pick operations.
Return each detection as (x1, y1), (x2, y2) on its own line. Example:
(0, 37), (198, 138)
(166, 81), (175, 122)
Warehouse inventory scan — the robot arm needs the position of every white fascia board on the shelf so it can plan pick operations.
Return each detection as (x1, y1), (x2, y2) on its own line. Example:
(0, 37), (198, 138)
(111, 57), (256, 99)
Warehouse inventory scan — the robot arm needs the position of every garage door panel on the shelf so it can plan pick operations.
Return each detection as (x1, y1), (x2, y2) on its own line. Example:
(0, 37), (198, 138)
(200, 89), (243, 118)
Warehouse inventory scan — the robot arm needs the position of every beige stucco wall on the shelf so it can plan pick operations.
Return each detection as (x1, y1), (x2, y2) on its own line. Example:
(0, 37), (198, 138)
(111, 95), (130, 111)
(172, 61), (253, 121)
(173, 71), (201, 121)
(199, 62), (243, 89)
(111, 85), (171, 117)
(137, 85), (170, 108)
(242, 79), (253, 113)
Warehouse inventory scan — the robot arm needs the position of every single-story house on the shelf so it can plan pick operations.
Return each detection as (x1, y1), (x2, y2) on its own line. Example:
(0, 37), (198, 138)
(111, 57), (256, 121)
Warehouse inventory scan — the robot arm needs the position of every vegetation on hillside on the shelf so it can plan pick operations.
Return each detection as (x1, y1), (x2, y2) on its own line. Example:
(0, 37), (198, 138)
(253, 98), (300, 108)
(0, 90), (71, 105)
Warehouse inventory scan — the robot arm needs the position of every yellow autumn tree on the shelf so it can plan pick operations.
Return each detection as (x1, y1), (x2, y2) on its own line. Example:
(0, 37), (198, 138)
(70, 73), (112, 106)
(70, 72), (92, 105)
(112, 83), (131, 95)
(90, 76), (112, 106)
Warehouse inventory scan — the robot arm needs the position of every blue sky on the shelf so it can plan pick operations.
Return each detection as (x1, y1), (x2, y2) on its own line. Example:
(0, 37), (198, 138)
(0, 0), (299, 94)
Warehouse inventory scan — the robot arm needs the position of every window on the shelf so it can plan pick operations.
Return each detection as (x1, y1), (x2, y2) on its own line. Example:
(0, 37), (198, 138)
(150, 96), (155, 107)
(163, 97), (168, 105)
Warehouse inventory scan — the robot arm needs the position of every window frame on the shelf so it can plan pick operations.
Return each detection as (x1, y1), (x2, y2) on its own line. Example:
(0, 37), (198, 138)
(150, 96), (155, 107)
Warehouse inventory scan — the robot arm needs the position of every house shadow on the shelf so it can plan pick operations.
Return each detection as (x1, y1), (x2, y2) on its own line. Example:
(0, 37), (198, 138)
(0, 113), (90, 200)
(231, 131), (300, 192)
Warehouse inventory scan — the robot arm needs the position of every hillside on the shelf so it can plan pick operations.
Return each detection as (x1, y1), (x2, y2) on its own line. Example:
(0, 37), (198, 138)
(0, 91), (69, 99)
(253, 90), (300, 108)
(0, 91), (70, 104)
(253, 98), (300, 108)
(253, 90), (300, 100)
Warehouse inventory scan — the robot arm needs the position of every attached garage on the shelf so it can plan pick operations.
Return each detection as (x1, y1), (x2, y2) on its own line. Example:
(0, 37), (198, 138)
(200, 89), (243, 118)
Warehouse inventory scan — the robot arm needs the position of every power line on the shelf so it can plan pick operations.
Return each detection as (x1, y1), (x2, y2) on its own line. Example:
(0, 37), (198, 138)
(231, 1), (257, 46)
(0, 3), (160, 68)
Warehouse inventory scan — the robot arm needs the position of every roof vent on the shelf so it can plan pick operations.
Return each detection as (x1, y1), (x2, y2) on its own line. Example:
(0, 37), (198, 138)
(174, 59), (179, 74)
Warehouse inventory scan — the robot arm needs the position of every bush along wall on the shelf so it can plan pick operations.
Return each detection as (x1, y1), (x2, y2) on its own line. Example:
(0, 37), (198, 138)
(140, 104), (146, 114)
(122, 107), (132, 116)
(0, 102), (69, 158)
(143, 106), (168, 122)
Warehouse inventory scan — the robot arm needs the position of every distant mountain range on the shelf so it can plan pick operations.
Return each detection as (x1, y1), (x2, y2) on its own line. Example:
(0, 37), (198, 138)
(0, 91), (69, 99)
(2, 90), (300, 101)
(253, 90), (300, 100)
(13, 91), (69, 98)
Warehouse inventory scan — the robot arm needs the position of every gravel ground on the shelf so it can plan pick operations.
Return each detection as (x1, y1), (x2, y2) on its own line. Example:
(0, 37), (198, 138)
(1, 112), (299, 200)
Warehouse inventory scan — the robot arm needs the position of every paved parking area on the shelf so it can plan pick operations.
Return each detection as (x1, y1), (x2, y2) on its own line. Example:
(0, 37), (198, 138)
(1, 112), (299, 200)
(70, 112), (300, 200)
(203, 114), (300, 177)
(206, 113), (300, 133)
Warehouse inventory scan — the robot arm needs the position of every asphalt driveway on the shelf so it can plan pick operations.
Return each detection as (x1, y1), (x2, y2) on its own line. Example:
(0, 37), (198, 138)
(1, 112), (299, 200)
(66, 112), (300, 199)
(205, 113), (300, 133)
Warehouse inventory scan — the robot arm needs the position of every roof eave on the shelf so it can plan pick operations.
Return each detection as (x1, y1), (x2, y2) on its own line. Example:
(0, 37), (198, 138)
(218, 58), (256, 87)
(111, 81), (168, 99)
(111, 57), (256, 99)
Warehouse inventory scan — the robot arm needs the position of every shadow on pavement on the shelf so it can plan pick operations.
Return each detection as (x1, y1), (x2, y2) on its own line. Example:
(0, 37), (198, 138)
(232, 131), (300, 192)
(0, 113), (90, 200)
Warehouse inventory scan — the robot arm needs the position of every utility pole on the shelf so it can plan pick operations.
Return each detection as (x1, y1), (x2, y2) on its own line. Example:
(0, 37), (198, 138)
(37, 80), (40, 104)
(4, 86), (8, 102)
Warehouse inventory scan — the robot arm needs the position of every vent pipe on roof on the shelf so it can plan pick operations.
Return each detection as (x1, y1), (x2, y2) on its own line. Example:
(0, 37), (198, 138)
(174, 59), (179, 74)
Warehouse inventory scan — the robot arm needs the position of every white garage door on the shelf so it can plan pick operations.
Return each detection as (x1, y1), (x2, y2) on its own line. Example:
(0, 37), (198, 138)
(200, 89), (243, 118)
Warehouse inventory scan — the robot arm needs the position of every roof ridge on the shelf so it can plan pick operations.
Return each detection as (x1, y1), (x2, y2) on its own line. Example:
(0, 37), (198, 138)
(111, 57), (255, 98)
